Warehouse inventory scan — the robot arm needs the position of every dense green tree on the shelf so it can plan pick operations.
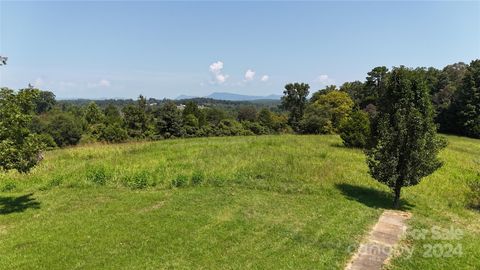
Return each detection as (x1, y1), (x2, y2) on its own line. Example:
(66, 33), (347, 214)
(270, 113), (290, 133)
(366, 66), (446, 208)
(451, 60), (480, 138)
(339, 81), (364, 108)
(281, 82), (310, 131)
(237, 106), (257, 122)
(303, 90), (354, 133)
(65, 104), (85, 119)
(182, 101), (206, 127)
(300, 105), (334, 134)
(0, 88), (45, 172)
(205, 107), (227, 125)
(214, 119), (251, 136)
(339, 110), (370, 148)
(31, 90), (56, 114)
(104, 104), (122, 124)
(241, 121), (268, 135)
(258, 108), (274, 130)
(155, 102), (184, 138)
(361, 66), (388, 108)
(310, 85), (338, 103)
(183, 114), (199, 136)
(122, 103), (149, 138)
(99, 123), (128, 143)
(47, 114), (83, 147)
(182, 101), (200, 117)
(85, 102), (105, 125)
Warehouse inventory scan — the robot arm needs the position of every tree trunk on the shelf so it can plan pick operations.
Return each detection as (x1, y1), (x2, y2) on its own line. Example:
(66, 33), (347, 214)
(393, 183), (402, 209)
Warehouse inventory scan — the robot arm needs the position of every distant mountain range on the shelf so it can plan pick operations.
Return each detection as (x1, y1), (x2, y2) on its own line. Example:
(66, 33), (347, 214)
(176, 92), (282, 101)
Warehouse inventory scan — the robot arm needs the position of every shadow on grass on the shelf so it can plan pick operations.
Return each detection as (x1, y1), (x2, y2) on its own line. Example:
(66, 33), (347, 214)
(0, 193), (40, 215)
(335, 183), (414, 210)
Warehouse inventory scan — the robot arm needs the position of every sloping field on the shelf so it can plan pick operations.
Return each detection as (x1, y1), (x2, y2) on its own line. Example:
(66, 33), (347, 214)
(0, 135), (478, 269)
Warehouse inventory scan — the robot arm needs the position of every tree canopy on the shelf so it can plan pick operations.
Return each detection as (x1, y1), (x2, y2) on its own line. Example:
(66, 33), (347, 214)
(366, 66), (446, 208)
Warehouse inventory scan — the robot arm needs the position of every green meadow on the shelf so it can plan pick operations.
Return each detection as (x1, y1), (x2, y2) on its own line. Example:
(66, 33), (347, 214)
(0, 135), (479, 269)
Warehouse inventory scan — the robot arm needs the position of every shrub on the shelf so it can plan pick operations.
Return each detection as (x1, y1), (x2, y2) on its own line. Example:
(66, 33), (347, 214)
(47, 114), (83, 147)
(468, 174), (480, 209)
(242, 121), (269, 135)
(300, 111), (334, 134)
(125, 171), (149, 189)
(0, 88), (45, 173)
(191, 171), (205, 186)
(1, 182), (16, 192)
(37, 133), (57, 149)
(40, 176), (63, 191)
(301, 90), (354, 134)
(171, 174), (189, 188)
(86, 166), (109, 185)
(339, 110), (371, 148)
(214, 119), (252, 136)
(99, 123), (128, 143)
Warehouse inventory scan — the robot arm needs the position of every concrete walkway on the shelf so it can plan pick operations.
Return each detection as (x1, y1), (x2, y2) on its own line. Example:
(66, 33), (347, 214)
(345, 210), (411, 270)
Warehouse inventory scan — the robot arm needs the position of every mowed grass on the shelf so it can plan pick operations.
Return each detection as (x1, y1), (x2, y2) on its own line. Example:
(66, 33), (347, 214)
(0, 135), (478, 269)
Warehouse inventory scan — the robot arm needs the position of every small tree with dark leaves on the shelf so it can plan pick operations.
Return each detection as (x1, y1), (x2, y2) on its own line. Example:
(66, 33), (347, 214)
(366, 67), (446, 208)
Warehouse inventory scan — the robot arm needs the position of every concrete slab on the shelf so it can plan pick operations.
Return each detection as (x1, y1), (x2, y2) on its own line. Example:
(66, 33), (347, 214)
(345, 210), (411, 270)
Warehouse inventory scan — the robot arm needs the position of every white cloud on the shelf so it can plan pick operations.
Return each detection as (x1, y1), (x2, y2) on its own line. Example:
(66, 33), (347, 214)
(316, 74), (335, 85)
(209, 61), (224, 73)
(244, 69), (255, 81)
(209, 61), (229, 84)
(99, 79), (111, 87)
(261, 75), (269, 82)
(215, 73), (228, 83)
(88, 79), (111, 88)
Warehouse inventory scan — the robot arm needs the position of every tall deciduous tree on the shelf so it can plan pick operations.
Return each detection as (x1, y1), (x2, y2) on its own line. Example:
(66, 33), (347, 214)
(104, 104), (122, 124)
(122, 95), (151, 139)
(451, 60), (480, 138)
(35, 90), (56, 114)
(237, 106), (257, 122)
(0, 88), (45, 172)
(183, 101), (206, 127)
(361, 66), (388, 108)
(155, 102), (184, 138)
(281, 82), (310, 131)
(366, 67), (446, 208)
(85, 102), (105, 125)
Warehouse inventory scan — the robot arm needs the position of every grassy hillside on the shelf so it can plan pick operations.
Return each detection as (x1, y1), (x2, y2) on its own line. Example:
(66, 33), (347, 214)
(0, 135), (479, 269)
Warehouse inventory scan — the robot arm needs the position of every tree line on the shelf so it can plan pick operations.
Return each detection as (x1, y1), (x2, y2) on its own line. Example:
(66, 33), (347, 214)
(1, 59), (479, 175)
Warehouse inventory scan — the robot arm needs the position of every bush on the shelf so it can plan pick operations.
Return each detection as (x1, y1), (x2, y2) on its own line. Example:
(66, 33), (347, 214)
(99, 123), (128, 143)
(303, 90), (354, 133)
(79, 134), (98, 145)
(40, 176), (63, 191)
(339, 110), (371, 148)
(171, 174), (189, 188)
(242, 121), (269, 135)
(0, 89), (45, 173)
(125, 171), (149, 189)
(468, 174), (480, 209)
(300, 112), (334, 134)
(47, 114), (83, 147)
(86, 166), (110, 185)
(191, 171), (205, 186)
(1, 182), (16, 192)
(214, 119), (252, 136)
(37, 133), (57, 149)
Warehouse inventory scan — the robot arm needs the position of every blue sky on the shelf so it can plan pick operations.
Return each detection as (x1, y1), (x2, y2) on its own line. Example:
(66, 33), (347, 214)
(0, 1), (479, 99)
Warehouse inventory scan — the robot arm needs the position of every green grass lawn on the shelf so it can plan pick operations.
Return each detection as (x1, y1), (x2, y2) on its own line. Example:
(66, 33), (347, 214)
(0, 135), (479, 269)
